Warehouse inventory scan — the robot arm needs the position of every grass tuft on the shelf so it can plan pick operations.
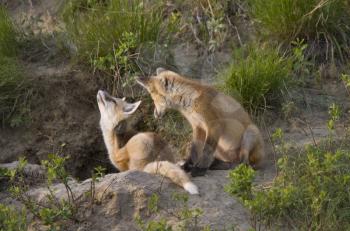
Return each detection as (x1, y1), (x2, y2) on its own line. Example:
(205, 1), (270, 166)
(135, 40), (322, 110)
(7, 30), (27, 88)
(62, 0), (170, 91)
(248, 0), (350, 61)
(62, 0), (164, 62)
(218, 44), (292, 113)
(0, 7), (30, 127)
(0, 7), (17, 57)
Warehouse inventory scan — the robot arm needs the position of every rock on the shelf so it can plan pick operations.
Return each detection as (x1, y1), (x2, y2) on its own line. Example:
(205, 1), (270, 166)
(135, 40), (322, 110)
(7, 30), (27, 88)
(25, 170), (252, 230)
(0, 161), (46, 183)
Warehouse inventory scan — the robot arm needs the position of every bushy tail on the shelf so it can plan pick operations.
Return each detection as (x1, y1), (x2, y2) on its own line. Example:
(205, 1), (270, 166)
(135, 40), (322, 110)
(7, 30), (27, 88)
(143, 161), (199, 195)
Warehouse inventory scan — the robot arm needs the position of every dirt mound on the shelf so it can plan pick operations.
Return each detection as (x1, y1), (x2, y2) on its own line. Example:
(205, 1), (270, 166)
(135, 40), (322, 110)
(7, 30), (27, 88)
(24, 170), (252, 230)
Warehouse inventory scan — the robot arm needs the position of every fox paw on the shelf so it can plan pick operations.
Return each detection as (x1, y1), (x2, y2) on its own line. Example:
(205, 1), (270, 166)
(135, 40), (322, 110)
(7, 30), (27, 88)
(190, 166), (207, 177)
(181, 160), (193, 172)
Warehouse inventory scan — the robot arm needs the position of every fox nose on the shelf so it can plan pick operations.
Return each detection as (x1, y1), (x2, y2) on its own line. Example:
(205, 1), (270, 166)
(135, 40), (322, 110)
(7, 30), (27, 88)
(135, 76), (149, 86)
(97, 90), (107, 104)
(98, 90), (106, 96)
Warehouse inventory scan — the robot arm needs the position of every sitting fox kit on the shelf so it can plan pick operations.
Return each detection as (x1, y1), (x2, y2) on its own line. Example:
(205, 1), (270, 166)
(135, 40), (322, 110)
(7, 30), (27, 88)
(137, 68), (265, 177)
(97, 90), (199, 194)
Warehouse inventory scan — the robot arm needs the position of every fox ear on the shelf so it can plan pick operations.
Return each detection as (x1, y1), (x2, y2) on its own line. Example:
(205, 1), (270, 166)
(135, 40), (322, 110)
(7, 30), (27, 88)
(156, 67), (167, 75)
(123, 101), (141, 115)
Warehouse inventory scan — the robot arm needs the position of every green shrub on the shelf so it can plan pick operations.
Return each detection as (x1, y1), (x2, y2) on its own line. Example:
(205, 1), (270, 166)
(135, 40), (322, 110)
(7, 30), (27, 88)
(4, 155), (107, 229)
(0, 204), (27, 231)
(219, 44), (293, 113)
(226, 147), (350, 230)
(0, 6), (17, 57)
(248, 0), (350, 61)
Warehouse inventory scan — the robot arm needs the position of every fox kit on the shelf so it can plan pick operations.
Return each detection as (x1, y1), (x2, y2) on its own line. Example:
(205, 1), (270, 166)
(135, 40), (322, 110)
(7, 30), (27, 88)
(97, 90), (198, 194)
(136, 68), (265, 177)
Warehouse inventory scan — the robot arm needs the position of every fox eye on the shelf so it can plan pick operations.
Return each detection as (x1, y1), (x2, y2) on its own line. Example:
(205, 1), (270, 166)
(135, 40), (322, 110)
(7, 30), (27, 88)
(164, 78), (169, 90)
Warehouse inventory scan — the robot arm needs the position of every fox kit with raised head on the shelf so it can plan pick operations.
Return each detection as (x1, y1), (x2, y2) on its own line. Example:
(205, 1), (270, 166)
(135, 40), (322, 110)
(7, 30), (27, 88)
(136, 68), (265, 177)
(97, 90), (198, 194)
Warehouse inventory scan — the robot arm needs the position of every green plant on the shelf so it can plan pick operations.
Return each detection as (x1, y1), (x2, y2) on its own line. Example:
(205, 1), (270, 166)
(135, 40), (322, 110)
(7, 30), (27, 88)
(225, 164), (255, 203)
(291, 38), (313, 78)
(219, 44), (293, 113)
(0, 7), (31, 127)
(89, 165), (106, 209)
(0, 57), (31, 127)
(42, 154), (76, 206)
(5, 155), (77, 229)
(62, 0), (168, 89)
(226, 139), (350, 230)
(0, 204), (27, 231)
(147, 193), (160, 214)
(0, 6), (17, 57)
(174, 0), (228, 52)
(171, 193), (204, 230)
(341, 73), (350, 97)
(155, 110), (192, 158)
(135, 192), (172, 231)
(3, 154), (110, 229)
(135, 192), (207, 231)
(327, 103), (340, 131)
(135, 215), (172, 231)
(248, 0), (350, 61)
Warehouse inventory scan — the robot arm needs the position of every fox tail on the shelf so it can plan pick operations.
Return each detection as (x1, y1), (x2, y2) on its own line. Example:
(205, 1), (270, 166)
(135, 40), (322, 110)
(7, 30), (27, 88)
(143, 161), (199, 195)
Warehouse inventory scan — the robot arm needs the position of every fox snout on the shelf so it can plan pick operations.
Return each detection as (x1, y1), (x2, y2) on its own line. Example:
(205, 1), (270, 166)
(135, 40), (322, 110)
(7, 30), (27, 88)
(97, 90), (107, 108)
(97, 90), (115, 105)
(135, 76), (149, 88)
(154, 108), (164, 119)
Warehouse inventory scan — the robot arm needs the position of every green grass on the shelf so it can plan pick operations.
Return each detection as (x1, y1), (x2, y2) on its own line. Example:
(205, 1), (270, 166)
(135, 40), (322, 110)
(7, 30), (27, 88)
(248, 0), (350, 61)
(0, 7), (30, 127)
(62, 0), (164, 63)
(219, 44), (293, 113)
(139, 96), (192, 159)
(62, 0), (171, 91)
(0, 7), (17, 57)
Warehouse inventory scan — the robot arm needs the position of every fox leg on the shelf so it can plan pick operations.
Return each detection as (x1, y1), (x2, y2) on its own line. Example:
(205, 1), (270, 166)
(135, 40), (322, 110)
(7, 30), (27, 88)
(183, 129), (204, 172)
(183, 126), (205, 172)
(190, 128), (219, 177)
(209, 158), (237, 170)
(109, 150), (130, 172)
(239, 125), (264, 168)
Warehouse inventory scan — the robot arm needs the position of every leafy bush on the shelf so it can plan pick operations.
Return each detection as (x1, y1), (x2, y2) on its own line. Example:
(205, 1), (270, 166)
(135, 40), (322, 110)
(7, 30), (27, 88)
(3, 154), (107, 229)
(226, 145), (350, 230)
(219, 44), (293, 113)
(248, 0), (350, 61)
(0, 204), (27, 231)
